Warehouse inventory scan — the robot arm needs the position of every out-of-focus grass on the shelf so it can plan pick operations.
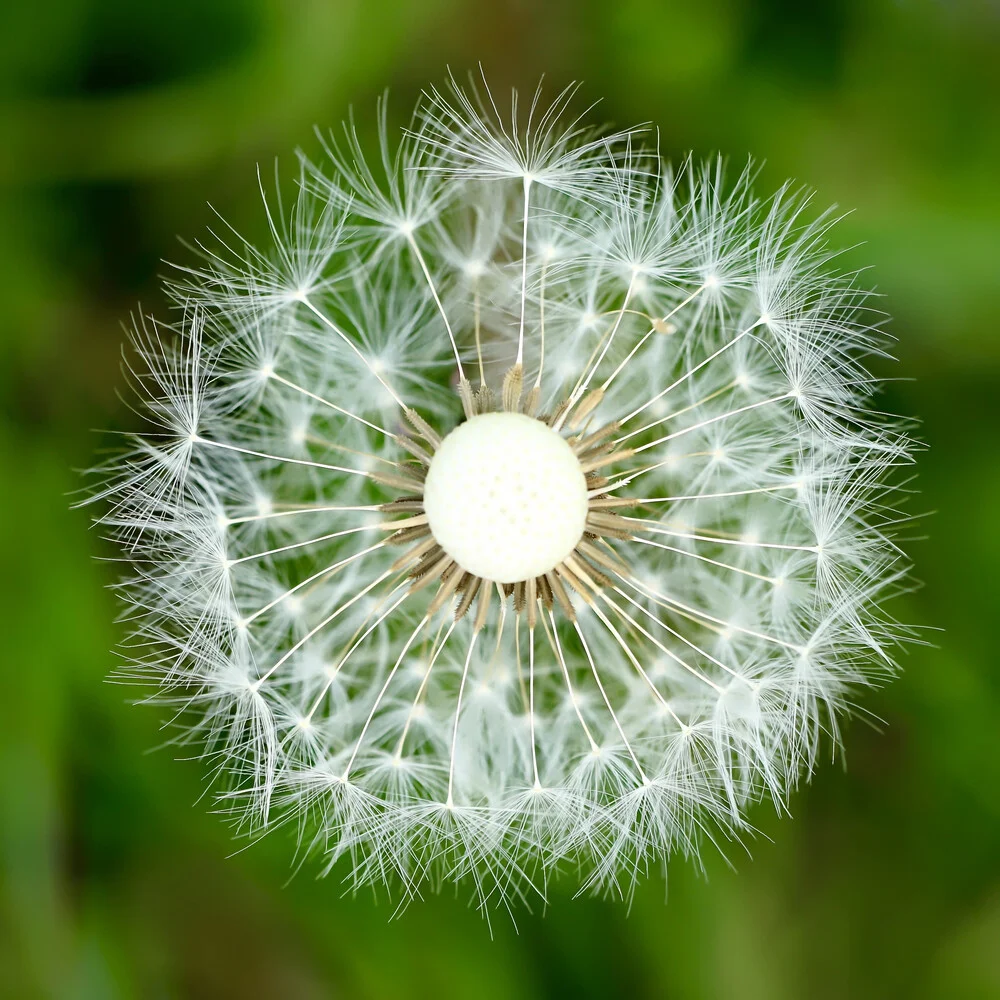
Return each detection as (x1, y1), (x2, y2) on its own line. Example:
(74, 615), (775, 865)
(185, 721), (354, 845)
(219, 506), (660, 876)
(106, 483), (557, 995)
(0, 1), (997, 997)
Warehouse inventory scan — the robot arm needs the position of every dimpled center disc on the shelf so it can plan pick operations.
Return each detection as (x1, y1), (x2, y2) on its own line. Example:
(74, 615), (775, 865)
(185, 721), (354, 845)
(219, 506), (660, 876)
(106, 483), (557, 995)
(422, 412), (589, 584)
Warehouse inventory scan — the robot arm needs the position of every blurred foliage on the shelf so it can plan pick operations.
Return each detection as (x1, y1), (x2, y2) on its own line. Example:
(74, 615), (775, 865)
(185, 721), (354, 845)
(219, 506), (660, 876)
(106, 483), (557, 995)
(1, 0), (998, 997)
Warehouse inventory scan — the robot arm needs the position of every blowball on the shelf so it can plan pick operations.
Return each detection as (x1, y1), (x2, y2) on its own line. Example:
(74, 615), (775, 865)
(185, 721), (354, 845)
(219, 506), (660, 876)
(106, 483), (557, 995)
(89, 75), (913, 910)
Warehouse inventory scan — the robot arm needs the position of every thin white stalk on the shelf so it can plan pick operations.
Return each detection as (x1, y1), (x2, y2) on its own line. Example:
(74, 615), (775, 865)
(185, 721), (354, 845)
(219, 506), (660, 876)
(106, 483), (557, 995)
(242, 541), (388, 625)
(343, 613), (432, 778)
(623, 570), (803, 652)
(616, 381), (738, 445)
(407, 233), (464, 379)
(516, 175), (533, 367)
(473, 279), (485, 386)
(607, 579), (745, 682)
(596, 593), (721, 693)
(304, 585), (412, 718)
(593, 450), (717, 496)
(528, 620), (540, 789)
(622, 515), (819, 553)
(580, 271), (637, 395)
(394, 618), (458, 759)
(301, 433), (402, 468)
(542, 611), (599, 752)
(630, 535), (780, 584)
(533, 259), (549, 390)
(618, 319), (764, 426)
(268, 372), (396, 438)
(591, 602), (691, 712)
(446, 627), (481, 806)
(191, 435), (370, 479)
(228, 523), (378, 566)
(624, 485), (792, 504)
(224, 504), (381, 526)
(554, 273), (637, 433)
(296, 295), (407, 408)
(574, 619), (648, 783)
(631, 393), (793, 455)
(601, 280), (709, 392)
(252, 572), (405, 688)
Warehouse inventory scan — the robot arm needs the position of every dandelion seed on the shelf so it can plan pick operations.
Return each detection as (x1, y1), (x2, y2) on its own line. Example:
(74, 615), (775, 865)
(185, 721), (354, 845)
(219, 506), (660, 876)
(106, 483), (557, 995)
(86, 74), (915, 912)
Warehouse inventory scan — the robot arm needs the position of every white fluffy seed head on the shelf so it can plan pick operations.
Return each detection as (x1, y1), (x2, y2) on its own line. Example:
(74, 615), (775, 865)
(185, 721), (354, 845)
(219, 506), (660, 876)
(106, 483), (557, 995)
(423, 412), (588, 583)
(86, 73), (915, 912)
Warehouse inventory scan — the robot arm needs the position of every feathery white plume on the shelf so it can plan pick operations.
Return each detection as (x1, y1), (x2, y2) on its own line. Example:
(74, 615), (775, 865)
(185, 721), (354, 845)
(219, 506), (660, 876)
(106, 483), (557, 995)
(87, 74), (914, 913)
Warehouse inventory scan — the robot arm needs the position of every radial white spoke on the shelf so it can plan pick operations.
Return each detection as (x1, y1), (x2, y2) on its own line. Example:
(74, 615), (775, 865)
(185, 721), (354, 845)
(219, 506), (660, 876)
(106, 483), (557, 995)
(296, 295), (407, 408)
(483, 588), (510, 685)
(446, 627), (481, 806)
(528, 617), (540, 788)
(511, 600), (529, 715)
(622, 515), (818, 553)
(631, 393), (793, 455)
(473, 279), (486, 385)
(252, 570), (404, 687)
(228, 523), (378, 566)
(541, 610), (598, 752)
(630, 535), (780, 584)
(593, 450), (717, 496)
(616, 381), (737, 445)
(342, 612), (433, 778)
(581, 271), (636, 394)
(601, 280), (709, 392)
(268, 371), (397, 438)
(574, 619), (648, 783)
(394, 617), (458, 760)
(223, 503), (382, 528)
(191, 435), (371, 479)
(224, 503), (381, 526)
(407, 233), (465, 379)
(555, 274), (637, 431)
(591, 602), (692, 714)
(301, 433), (404, 469)
(242, 541), (388, 625)
(303, 584), (412, 717)
(516, 175), (532, 368)
(532, 259), (548, 391)
(597, 592), (722, 693)
(625, 484), (793, 504)
(622, 568), (803, 652)
(607, 578), (745, 682)
(618, 318), (764, 425)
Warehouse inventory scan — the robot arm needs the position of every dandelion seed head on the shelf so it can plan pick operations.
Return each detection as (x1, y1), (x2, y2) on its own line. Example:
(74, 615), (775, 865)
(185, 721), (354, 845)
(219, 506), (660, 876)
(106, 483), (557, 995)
(423, 412), (588, 584)
(85, 74), (915, 912)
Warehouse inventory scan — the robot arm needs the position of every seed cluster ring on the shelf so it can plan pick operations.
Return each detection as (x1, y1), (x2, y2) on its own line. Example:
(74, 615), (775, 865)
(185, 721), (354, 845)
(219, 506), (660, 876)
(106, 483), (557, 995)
(379, 366), (637, 635)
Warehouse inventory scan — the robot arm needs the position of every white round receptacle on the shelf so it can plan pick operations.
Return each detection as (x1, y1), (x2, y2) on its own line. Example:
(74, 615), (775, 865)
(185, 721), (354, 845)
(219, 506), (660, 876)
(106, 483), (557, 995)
(422, 412), (588, 584)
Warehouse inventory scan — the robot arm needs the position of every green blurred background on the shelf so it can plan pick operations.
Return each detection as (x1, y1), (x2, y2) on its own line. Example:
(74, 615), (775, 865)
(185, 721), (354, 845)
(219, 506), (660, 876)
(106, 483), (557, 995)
(1, 1), (998, 997)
